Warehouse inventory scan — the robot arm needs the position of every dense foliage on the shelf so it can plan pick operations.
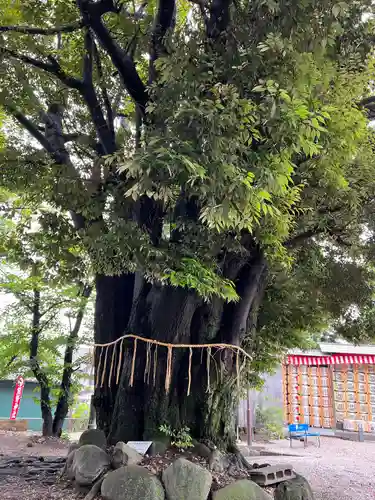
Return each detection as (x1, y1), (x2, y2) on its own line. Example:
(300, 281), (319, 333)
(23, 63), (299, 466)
(0, 191), (93, 435)
(1, 0), (375, 445)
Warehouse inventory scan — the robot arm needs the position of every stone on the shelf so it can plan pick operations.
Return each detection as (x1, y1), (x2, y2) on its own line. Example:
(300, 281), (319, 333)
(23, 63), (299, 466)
(65, 449), (77, 480)
(249, 463), (295, 486)
(213, 479), (273, 500)
(68, 443), (80, 455)
(112, 442), (143, 467)
(162, 457), (212, 500)
(72, 444), (111, 486)
(208, 449), (226, 473)
(274, 474), (315, 500)
(101, 465), (165, 500)
(78, 429), (107, 449)
(240, 446), (261, 457)
(192, 442), (212, 459)
(149, 439), (170, 457)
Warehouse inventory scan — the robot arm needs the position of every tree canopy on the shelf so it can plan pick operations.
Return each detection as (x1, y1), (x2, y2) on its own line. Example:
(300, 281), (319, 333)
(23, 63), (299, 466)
(1, 0), (375, 445)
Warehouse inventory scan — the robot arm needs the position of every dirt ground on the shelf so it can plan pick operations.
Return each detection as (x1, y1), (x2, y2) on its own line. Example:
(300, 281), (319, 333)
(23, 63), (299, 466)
(260, 436), (375, 500)
(0, 431), (80, 500)
(1, 431), (375, 499)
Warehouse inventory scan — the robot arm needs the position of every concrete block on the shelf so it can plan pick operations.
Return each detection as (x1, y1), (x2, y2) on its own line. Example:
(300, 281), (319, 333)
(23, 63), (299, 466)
(249, 463), (295, 486)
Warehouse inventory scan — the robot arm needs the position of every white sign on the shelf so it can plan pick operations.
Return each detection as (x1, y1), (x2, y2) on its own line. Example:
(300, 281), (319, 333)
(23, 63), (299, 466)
(126, 441), (153, 455)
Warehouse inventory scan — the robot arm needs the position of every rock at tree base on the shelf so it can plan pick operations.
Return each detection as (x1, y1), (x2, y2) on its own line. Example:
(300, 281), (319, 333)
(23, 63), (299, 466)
(111, 442), (143, 468)
(208, 449), (226, 473)
(274, 474), (315, 500)
(240, 446), (261, 457)
(162, 457), (212, 500)
(213, 479), (273, 500)
(192, 442), (212, 459)
(68, 443), (80, 455)
(65, 449), (77, 480)
(78, 429), (107, 449)
(149, 438), (170, 457)
(101, 465), (165, 500)
(72, 444), (111, 486)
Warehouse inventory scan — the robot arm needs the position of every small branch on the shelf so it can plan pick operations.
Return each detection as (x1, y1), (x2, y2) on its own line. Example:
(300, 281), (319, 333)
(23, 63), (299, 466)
(5, 355), (18, 369)
(83, 29), (94, 85)
(284, 229), (321, 248)
(1, 47), (83, 90)
(0, 21), (84, 35)
(149, 0), (176, 82)
(93, 39), (115, 138)
(40, 299), (72, 319)
(5, 105), (54, 153)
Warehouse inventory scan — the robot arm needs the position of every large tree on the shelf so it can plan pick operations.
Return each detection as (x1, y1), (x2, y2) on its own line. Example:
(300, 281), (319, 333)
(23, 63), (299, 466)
(1, 0), (375, 447)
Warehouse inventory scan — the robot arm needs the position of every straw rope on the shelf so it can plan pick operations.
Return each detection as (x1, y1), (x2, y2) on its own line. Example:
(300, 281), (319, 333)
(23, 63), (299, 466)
(187, 347), (193, 396)
(94, 334), (252, 394)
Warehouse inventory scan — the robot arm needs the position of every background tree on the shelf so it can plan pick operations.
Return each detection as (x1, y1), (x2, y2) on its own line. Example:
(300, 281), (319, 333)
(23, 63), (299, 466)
(0, 272), (93, 436)
(0, 192), (93, 436)
(1, 0), (375, 447)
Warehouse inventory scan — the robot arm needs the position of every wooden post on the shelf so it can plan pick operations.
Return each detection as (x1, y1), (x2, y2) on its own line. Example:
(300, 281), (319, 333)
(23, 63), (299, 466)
(88, 395), (96, 429)
(247, 390), (253, 446)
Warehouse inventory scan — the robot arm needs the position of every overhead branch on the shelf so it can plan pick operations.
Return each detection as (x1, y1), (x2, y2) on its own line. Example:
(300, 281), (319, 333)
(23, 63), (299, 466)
(40, 299), (72, 319)
(359, 95), (375, 119)
(1, 47), (83, 90)
(6, 105), (86, 230)
(77, 0), (148, 113)
(206, 0), (231, 39)
(284, 228), (323, 248)
(2, 37), (115, 153)
(0, 21), (84, 35)
(5, 105), (55, 153)
(93, 39), (115, 138)
(285, 222), (357, 249)
(149, 0), (176, 83)
(81, 29), (116, 154)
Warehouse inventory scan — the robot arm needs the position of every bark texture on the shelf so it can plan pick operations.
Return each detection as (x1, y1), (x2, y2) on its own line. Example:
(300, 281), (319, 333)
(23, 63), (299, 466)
(94, 247), (267, 449)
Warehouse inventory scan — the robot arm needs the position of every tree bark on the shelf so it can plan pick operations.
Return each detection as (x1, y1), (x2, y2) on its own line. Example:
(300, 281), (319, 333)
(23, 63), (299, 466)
(93, 272), (135, 434)
(52, 284), (92, 437)
(30, 287), (53, 437)
(94, 250), (268, 450)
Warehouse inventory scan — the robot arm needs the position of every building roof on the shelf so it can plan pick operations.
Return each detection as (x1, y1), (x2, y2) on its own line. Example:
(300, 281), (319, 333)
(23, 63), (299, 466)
(290, 342), (375, 356)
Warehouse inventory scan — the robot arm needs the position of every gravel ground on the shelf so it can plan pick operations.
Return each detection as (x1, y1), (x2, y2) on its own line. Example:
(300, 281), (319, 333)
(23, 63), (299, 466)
(260, 437), (375, 500)
(1, 431), (374, 499)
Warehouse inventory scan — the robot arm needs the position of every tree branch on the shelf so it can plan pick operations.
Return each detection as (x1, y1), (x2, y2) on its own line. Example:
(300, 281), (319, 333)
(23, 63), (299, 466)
(206, 0), (231, 39)
(0, 21), (84, 35)
(40, 299), (72, 319)
(1, 47), (83, 90)
(93, 39), (115, 138)
(5, 105), (55, 153)
(77, 0), (148, 113)
(81, 30), (117, 154)
(6, 105), (86, 230)
(149, 0), (176, 83)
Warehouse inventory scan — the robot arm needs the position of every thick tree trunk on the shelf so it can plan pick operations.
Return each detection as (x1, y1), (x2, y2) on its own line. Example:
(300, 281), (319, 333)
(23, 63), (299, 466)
(94, 248), (268, 449)
(93, 273), (135, 434)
